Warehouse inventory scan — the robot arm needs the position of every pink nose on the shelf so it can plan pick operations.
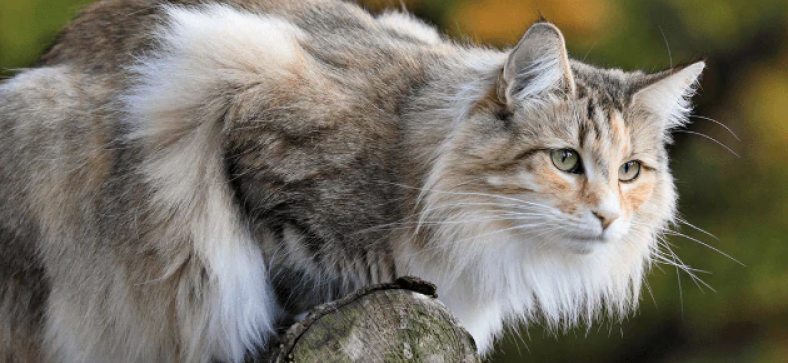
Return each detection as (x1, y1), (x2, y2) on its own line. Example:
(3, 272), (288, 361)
(593, 210), (620, 230)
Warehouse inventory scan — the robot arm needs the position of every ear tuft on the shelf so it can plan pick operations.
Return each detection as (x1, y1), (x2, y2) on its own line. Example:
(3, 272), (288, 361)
(499, 22), (575, 106)
(631, 61), (705, 129)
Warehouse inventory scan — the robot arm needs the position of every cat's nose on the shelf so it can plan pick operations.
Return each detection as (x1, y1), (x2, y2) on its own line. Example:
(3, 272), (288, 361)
(593, 210), (620, 230)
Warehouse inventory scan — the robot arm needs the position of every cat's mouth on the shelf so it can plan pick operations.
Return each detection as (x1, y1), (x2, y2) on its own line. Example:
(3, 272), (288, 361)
(570, 235), (605, 242)
(562, 234), (608, 254)
(565, 232), (607, 242)
(562, 233), (613, 254)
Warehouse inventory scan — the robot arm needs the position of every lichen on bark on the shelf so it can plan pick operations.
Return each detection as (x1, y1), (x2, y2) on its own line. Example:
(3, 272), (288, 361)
(264, 277), (481, 363)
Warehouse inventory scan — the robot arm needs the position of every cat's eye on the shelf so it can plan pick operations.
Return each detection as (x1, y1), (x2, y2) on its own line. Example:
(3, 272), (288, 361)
(550, 149), (582, 174)
(619, 161), (641, 182)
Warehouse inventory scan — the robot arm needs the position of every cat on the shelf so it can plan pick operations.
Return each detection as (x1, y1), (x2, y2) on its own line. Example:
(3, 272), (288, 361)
(0, 0), (705, 362)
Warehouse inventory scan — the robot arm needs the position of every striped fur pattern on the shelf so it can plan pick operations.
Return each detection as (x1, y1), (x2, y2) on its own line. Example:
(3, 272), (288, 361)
(0, 0), (704, 361)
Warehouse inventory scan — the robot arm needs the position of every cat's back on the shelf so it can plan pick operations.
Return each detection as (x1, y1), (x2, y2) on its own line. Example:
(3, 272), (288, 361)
(29, 0), (443, 150)
(38, 0), (327, 71)
(0, 0), (445, 231)
(38, 0), (443, 75)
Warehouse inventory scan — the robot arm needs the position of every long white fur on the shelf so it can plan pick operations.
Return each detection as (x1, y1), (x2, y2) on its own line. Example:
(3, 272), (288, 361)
(399, 182), (651, 352)
(121, 5), (309, 362)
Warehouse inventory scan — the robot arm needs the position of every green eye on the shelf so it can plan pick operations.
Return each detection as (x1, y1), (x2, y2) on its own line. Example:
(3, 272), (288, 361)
(619, 161), (641, 182)
(550, 149), (581, 173)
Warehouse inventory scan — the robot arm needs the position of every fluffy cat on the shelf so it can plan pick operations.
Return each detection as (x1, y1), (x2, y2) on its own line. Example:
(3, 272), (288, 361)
(0, 0), (704, 361)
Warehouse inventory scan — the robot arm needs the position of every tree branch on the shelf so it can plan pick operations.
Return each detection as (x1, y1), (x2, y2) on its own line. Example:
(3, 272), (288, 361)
(263, 277), (481, 363)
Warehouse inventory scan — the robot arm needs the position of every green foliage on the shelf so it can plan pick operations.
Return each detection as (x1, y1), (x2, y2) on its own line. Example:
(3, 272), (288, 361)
(0, 0), (93, 72)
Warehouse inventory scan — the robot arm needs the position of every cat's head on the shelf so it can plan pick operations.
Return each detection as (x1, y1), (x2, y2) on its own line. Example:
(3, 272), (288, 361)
(415, 22), (704, 342)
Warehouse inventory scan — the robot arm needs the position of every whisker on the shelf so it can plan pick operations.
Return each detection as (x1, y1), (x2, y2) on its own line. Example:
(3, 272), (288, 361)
(455, 222), (554, 244)
(674, 130), (740, 158)
(655, 240), (715, 292)
(663, 231), (744, 266)
(676, 265), (683, 316)
(643, 278), (657, 308)
(689, 115), (740, 141)
(653, 254), (711, 292)
(354, 205), (549, 236)
(652, 251), (710, 274)
(384, 182), (555, 210)
(674, 217), (719, 241)
(355, 215), (544, 234)
(436, 201), (553, 212)
(658, 26), (673, 68)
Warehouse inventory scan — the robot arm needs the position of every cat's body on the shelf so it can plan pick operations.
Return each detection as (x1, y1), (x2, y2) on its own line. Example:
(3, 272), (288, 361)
(0, 0), (704, 362)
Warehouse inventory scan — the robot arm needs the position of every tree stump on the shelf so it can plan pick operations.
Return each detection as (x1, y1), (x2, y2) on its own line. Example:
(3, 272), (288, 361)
(265, 277), (481, 363)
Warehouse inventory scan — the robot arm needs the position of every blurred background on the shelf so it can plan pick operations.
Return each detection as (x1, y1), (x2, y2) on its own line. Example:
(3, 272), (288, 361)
(1, 0), (786, 362)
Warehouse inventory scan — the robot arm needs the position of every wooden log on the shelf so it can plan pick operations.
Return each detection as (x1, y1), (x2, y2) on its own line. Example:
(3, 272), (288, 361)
(263, 277), (481, 363)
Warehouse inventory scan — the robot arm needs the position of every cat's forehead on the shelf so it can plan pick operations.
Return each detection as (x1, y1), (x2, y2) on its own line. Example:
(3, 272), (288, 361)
(514, 63), (664, 168)
(569, 61), (644, 111)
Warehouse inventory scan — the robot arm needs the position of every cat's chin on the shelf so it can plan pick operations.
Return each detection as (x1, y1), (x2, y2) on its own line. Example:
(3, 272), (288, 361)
(563, 238), (606, 255)
(554, 233), (617, 255)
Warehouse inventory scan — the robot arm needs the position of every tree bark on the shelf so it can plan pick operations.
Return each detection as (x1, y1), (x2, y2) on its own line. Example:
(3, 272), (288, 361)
(263, 277), (481, 363)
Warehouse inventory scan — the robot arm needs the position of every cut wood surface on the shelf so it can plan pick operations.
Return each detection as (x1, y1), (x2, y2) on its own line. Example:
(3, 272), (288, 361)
(264, 277), (481, 363)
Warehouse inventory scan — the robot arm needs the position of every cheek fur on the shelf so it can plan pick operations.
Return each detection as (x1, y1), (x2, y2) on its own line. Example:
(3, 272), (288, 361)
(622, 178), (655, 214)
(532, 161), (580, 215)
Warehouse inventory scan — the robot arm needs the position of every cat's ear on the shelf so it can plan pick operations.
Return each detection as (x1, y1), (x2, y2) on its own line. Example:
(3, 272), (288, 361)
(498, 22), (576, 106)
(631, 61), (705, 129)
